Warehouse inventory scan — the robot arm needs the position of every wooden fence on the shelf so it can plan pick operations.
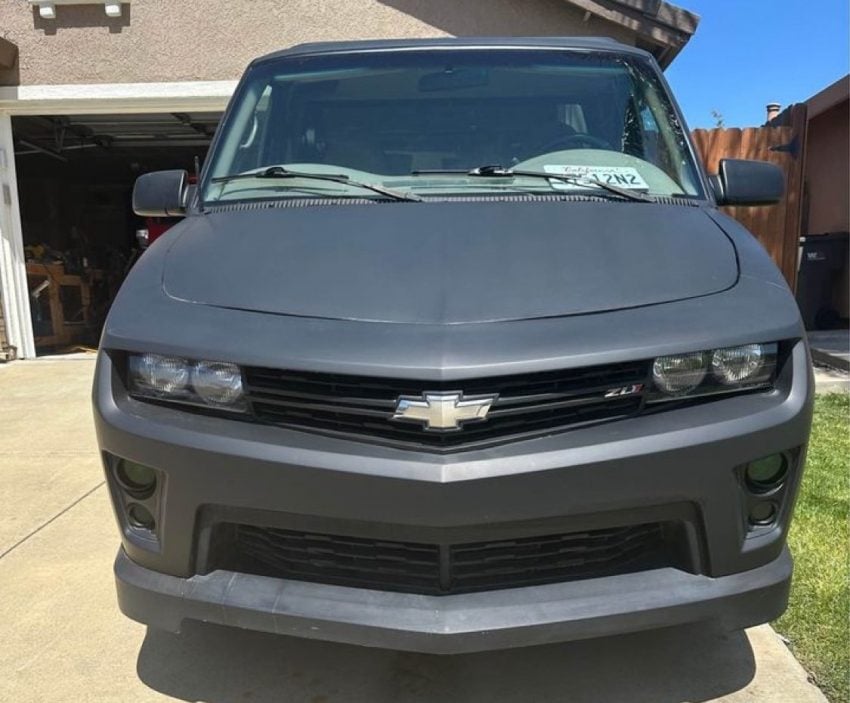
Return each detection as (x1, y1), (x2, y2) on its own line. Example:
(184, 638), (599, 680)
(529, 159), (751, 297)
(691, 104), (807, 289)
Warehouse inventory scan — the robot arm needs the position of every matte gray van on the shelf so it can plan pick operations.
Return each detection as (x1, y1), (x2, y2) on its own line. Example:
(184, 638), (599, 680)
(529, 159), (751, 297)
(94, 37), (813, 654)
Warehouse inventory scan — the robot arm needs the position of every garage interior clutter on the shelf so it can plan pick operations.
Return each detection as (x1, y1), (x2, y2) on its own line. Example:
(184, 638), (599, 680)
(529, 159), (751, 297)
(12, 111), (219, 353)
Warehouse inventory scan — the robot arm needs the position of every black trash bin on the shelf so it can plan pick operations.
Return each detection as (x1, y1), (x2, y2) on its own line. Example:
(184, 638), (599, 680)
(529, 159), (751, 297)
(796, 232), (849, 329)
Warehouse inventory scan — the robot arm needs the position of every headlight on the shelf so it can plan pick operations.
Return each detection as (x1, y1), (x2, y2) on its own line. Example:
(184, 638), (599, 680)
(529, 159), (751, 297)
(128, 353), (247, 412)
(648, 343), (778, 402)
(131, 353), (190, 396)
(652, 352), (707, 395)
(711, 344), (765, 384)
(192, 361), (245, 407)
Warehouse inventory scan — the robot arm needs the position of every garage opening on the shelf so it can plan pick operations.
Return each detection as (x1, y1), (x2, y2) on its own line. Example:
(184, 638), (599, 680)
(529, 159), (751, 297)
(12, 111), (221, 355)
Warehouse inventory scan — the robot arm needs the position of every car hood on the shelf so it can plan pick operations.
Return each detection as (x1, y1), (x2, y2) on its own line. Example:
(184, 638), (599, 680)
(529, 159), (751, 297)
(162, 200), (737, 324)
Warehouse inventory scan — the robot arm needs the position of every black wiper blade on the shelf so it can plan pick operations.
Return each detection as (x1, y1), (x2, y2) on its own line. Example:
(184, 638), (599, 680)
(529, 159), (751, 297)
(211, 166), (422, 202)
(411, 165), (655, 203)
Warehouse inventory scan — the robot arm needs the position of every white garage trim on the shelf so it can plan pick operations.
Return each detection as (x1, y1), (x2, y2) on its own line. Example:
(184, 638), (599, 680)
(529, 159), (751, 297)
(0, 114), (35, 358)
(0, 80), (235, 358)
(0, 80), (236, 116)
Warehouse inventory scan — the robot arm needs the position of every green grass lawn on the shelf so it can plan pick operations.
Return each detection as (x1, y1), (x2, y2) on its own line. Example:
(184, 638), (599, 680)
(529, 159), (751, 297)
(774, 392), (849, 703)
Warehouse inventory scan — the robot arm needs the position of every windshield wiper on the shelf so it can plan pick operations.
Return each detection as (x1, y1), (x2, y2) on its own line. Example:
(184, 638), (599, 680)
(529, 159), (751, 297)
(211, 166), (422, 202)
(411, 165), (656, 203)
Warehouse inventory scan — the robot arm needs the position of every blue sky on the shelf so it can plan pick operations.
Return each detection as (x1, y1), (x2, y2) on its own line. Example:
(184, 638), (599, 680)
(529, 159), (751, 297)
(665, 0), (849, 129)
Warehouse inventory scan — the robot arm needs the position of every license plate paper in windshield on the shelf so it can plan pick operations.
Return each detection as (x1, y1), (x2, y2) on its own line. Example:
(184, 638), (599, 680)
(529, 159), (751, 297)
(543, 165), (650, 191)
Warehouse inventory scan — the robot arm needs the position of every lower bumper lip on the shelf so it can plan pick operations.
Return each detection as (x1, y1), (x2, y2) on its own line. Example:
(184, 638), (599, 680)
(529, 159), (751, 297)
(115, 547), (792, 654)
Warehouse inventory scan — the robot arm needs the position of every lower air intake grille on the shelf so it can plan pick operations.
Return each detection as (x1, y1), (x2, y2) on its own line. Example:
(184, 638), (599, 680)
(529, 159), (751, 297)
(212, 522), (672, 596)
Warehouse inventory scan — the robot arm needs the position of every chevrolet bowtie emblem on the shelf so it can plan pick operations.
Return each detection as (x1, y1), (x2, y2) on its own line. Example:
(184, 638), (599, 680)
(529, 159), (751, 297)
(392, 391), (498, 432)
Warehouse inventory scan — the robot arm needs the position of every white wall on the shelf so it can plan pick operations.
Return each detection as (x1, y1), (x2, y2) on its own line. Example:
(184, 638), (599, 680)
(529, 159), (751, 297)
(0, 113), (34, 359)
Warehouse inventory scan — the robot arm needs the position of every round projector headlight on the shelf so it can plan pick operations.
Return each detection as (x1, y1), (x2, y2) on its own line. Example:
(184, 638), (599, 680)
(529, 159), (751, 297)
(652, 352), (708, 395)
(711, 344), (765, 385)
(133, 353), (189, 395)
(192, 361), (244, 407)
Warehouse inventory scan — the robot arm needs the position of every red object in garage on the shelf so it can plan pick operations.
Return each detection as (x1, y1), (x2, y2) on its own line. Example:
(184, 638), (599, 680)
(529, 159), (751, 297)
(144, 174), (198, 244)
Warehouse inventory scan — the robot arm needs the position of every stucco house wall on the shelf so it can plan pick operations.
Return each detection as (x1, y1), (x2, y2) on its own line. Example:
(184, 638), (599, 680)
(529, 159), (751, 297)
(0, 0), (636, 87)
(803, 77), (849, 319)
(805, 100), (849, 236)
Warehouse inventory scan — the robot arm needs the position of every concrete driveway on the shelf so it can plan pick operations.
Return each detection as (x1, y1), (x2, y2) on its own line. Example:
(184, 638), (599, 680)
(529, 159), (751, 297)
(0, 358), (827, 703)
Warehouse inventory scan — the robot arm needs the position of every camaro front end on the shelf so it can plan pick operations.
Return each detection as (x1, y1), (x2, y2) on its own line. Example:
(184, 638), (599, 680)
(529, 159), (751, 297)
(94, 37), (813, 653)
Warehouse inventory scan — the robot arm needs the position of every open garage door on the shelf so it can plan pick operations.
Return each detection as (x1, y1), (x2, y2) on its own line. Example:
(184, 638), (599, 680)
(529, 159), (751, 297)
(11, 110), (221, 354)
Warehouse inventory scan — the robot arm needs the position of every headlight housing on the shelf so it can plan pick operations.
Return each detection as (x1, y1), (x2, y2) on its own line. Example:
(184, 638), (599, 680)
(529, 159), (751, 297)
(648, 342), (778, 402)
(711, 344), (767, 385)
(128, 353), (247, 412)
(652, 352), (707, 395)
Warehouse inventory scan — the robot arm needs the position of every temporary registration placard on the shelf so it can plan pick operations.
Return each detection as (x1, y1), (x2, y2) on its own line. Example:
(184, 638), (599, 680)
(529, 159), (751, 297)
(543, 165), (650, 191)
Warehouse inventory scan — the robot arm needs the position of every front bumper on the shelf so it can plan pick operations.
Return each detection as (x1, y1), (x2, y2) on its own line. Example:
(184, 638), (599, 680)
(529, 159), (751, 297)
(95, 340), (813, 652)
(115, 545), (792, 654)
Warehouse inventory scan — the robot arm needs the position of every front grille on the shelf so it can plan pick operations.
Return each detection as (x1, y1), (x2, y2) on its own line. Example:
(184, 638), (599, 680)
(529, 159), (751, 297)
(212, 522), (672, 596)
(243, 361), (649, 450)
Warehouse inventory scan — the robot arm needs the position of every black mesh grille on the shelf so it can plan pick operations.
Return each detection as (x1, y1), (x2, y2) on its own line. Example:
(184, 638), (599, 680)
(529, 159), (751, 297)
(216, 522), (671, 596)
(243, 361), (649, 450)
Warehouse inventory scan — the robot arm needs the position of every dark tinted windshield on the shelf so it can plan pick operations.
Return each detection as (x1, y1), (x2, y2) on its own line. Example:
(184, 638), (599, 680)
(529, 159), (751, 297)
(203, 49), (704, 202)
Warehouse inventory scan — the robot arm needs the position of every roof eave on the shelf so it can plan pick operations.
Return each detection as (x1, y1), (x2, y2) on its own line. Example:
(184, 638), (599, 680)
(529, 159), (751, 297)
(806, 74), (850, 120)
(566, 0), (699, 68)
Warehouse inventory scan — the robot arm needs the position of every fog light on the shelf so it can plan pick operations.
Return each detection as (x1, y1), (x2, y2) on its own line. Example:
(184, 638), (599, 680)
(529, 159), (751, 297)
(126, 503), (156, 531)
(748, 502), (777, 526)
(116, 460), (157, 498)
(745, 454), (787, 492)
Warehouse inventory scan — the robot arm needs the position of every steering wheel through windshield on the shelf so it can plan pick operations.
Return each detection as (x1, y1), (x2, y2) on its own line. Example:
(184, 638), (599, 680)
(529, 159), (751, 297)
(537, 133), (613, 153)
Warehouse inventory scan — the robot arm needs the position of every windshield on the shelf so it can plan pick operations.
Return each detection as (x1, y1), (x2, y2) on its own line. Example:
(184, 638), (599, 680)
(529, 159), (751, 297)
(202, 49), (705, 203)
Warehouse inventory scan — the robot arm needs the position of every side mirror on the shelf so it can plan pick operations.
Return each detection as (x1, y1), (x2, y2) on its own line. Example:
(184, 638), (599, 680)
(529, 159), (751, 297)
(711, 159), (784, 206)
(132, 170), (188, 217)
